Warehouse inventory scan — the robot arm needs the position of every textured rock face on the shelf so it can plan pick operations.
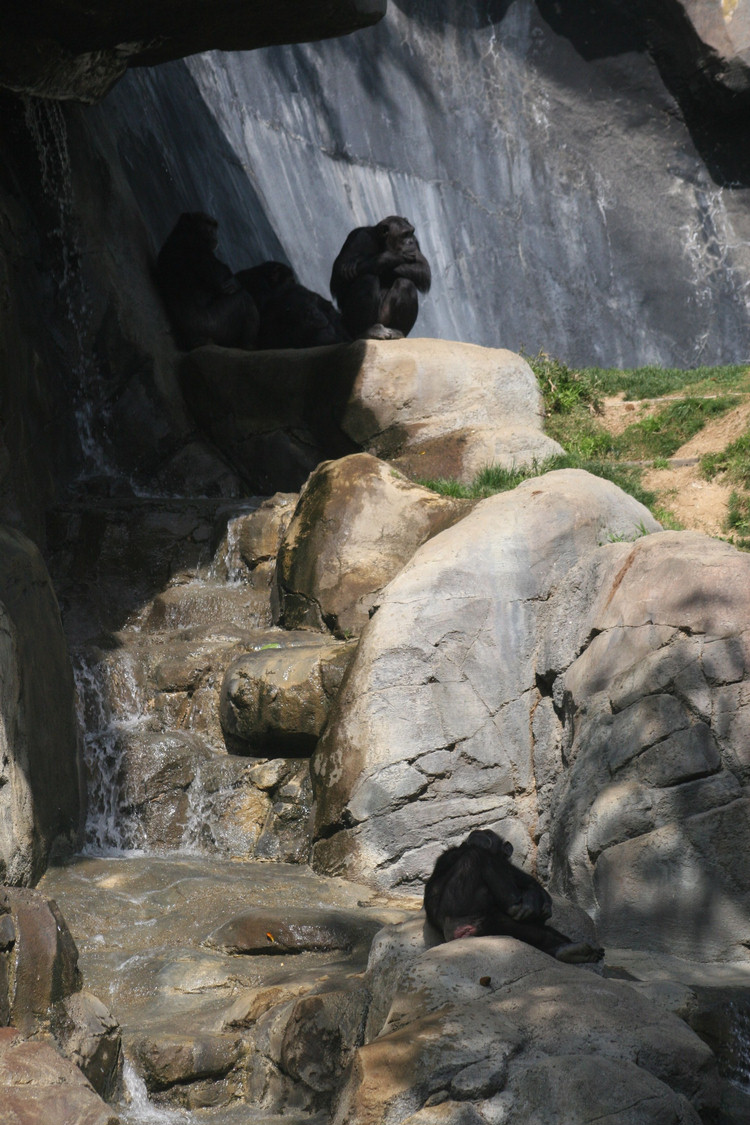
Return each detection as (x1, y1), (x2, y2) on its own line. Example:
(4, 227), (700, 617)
(311, 470), (661, 887)
(0, 1), (386, 101)
(0, 527), (82, 885)
(78, 0), (750, 375)
(310, 470), (750, 963)
(542, 530), (750, 961)
(181, 342), (558, 493)
(220, 637), (357, 753)
(0, 1031), (120, 1125)
(340, 341), (563, 482)
(3, 4), (750, 536)
(332, 922), (718, 1125)
(274, 454), (470, 636)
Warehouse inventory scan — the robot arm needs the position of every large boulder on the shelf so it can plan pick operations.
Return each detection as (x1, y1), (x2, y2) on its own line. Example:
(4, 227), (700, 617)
(332, 926), (718, 1125)
(274, 454), (469, 636)
(540, 530), (750, 961)
(181, 341), (563, 493)
(220, 637), (358, 754)
(0, 527), (81, 885)
(339, 338), (564, 483)
(311, 469), (660, 888)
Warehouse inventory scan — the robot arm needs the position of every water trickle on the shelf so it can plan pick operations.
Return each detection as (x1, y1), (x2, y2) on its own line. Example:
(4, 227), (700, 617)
(74, 648), (147, 852)
(21, 97), (118, 484)
(206, 510), (256, 585)
(726, 1002), (750, 1088)
(120, 1061), (193, 1124)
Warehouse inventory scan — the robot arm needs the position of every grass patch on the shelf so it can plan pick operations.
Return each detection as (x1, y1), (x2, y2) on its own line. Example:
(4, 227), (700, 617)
(579, 363), (750, 401)
(420, 453), (658, 509)
(700, 432), (750, 486)
(728, 490), (750, 534)
(524, 350), (601, 415)
(423, 355), (749, 543)
(613, 396), (736, 460)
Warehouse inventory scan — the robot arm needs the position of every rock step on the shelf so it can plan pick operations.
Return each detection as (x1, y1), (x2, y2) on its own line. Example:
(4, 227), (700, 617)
(46, 496), (269, 643)
(39, 855), (414, 1117)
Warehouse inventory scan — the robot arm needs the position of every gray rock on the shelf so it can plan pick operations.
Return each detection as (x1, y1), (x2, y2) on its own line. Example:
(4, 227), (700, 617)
(311, 470), (660, 889)
(338, 341), (563, 483)
(334, 932), (717, 1125)
(0, 527), (81, 885)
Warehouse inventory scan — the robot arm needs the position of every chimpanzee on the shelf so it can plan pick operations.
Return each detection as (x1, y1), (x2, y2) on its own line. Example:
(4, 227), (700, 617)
(236, 261), (351, 349)
(155, 212), (259, 350)
(424, 829), (604, 964)
(330, 216), (431, 340)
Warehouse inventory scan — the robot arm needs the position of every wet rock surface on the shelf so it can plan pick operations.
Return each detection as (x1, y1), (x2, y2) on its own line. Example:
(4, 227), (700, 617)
(39, 855), (414, 1116)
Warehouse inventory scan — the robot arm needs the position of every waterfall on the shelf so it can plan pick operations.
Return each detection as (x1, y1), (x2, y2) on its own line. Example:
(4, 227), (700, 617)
(21, 97), (115, 479)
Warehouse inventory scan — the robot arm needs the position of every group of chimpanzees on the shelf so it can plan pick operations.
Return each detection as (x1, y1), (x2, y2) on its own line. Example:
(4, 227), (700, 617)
(155, 211), (431, 352)
(424, 828), (605, 964)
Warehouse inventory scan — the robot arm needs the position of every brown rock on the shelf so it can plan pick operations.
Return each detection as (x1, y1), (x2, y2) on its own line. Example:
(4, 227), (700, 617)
(52, 990), (122, 1100)
(207, 908), (380, 955)
(0, 1030), (120, 1124)
(275, 453), (468, 636)
(220, 637), (357, 753)
(5, 888), (81, 1033)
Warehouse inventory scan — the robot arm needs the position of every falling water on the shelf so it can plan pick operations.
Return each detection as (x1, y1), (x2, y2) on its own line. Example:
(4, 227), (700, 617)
(120, 1062), (193, 1125)
(726, 1002), (750, 1088)
(21, 97), (117, 482)
(73, 648), (147, 852)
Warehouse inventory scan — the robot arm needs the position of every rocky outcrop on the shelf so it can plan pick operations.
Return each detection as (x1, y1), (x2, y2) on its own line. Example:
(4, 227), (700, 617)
(0, 528), (81, 886)
(0, 1032), (121, 1125)
(0, 887), (122, 1112)
(541, 529), (750, 961)
(181, 342), (562, 494)
(311, 469), (661, 889)
(309, 467), (750, 963)
(220, 636), (358, 753)
(338, 340), (563, 483)
(274, 454), (469, 636)
(331, 920), (719, 1125)
(0, 1), (386, 101)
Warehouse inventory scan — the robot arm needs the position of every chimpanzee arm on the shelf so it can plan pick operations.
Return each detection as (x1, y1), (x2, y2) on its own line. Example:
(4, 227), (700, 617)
(195, 254), (239, 295)
(507, 867), (553, 921)
(481, 854), (524, 915)
(394, 253), (431, 292)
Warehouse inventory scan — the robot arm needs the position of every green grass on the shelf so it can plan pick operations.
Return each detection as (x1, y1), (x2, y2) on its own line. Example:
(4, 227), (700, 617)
(421, 355), (750, 541)
(420, 453), (658, 509)
(728, 490), (750, 534)
(612, 396), (737, 460)
(523, 351), (601, 415)
(701, 432), (750, 486)
(576, 363), (750, 401)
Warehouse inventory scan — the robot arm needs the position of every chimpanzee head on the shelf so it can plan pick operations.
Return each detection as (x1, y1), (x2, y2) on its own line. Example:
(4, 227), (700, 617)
(467, 829), (513, 857)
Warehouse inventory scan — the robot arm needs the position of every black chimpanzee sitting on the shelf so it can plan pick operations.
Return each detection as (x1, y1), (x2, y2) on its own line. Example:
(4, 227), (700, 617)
(424, 828), (604, 964)
(236, 261), (350, 349)
(155, 212), (259, 351)
(330, 215), (431, 340)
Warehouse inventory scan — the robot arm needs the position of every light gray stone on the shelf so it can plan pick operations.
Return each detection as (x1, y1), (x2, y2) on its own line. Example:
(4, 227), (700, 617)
(311, 470), (660, 889)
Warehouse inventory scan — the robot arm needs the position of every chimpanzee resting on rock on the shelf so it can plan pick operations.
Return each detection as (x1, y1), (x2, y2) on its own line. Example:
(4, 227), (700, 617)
(236, 261), (350, 349)
(330, 215), (431, 340)
(155, 212), (259, 351)
(424, 828), (604, 964)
